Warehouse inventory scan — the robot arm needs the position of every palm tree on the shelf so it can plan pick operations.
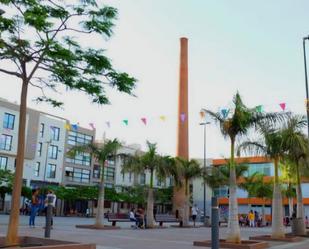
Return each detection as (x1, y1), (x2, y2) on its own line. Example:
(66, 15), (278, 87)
(204, 92), (285, 242)
(172, 158), (202, 226)
(68, 139), (121, 227)
(238, 125), (286, 238)
(239, 172), (262, 209)
(122, 141), (171, 228)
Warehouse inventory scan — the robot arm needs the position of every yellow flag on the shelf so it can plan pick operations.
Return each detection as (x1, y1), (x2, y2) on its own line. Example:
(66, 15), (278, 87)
(159, 115), (166, 121)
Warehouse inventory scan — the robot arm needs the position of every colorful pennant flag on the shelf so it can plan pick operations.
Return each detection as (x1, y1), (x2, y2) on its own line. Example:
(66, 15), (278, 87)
(71, 124), (78, 131)
(279, 103), (286, 111)
(199, 111), (206, 119)
(123, 119), (128, 126)
(221, 109), (229, 118)
(180, 113), (186, 123)
(141, 117), (147, 125)
(106, 121), (111, 128)
(65, 123), (71, 130)
(89, 123), (95, 130)
(255, 105), (263, 113)
(159, 115), (166, 121)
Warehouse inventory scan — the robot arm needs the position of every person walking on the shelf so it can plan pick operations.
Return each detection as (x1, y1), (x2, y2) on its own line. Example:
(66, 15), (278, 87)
(29, 189), (40, 228)
(45, 190), (56, 228)
(248, 210), (255, 227)
(191, 204), (198, 227)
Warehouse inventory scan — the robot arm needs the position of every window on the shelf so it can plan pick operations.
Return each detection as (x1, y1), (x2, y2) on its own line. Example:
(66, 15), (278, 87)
(0, 134), (12, 151)
(40, 123), (44, 138)
(169, 177), (173, 186)
(157, 179), (162, 186)
(67, 131), (92, 146)
(65, 167), (90, 183)
(213, 186), (229, 198)
(93, 165), (100, 179)
(248, 163), (272, 176)
(37, 142), (42, 156)
(34, 162), (40, 176)
(104, 167), (115, 181)
(65, 151), (91, 166)
(51, 126), (60, 141)
(0, 156), (8, 170)
(3, 113), (15, 129)
(140, 173), (146, 185)
(48, 145), (58, 159)
(129, 172), (132, 182)
(46, 164), (56, 178)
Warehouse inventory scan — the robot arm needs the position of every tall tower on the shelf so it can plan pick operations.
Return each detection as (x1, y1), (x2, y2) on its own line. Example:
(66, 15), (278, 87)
(173, 37), (189, 213)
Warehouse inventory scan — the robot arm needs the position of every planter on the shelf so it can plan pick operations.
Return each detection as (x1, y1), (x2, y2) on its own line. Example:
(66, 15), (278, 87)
(0, 236), (95, 249)
(193, 239), (268, 249)
(75, 224), (120, 230)
(291, 218), (306, 236)
(249, 235), (303, 242)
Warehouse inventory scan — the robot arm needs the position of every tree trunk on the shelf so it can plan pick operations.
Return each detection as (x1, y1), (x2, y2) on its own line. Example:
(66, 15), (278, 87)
(226, 138), (241, 243)
(288, 197), (293, 218)
(146, 188), (155, 228)
(295, 163), (305, 234)
(6, 81), (28, 245)
(271, 158), (285, 239)
(95, 163), (105, 227)
(182, 179), (190, 226)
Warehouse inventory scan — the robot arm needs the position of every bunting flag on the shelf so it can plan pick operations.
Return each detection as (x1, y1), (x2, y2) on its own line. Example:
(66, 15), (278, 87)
(199, 111), (206, 119)
(141, 117), (147, 125)
(106, 121), (111, 128)
(71, 124), (78, 131)
(123, 119), (128, 126)
(65, 123), (71, 130)
(159, 115), (166, 121)
(255, 105), (263, 113)
(89, 123), (95, 130)
(180, 113), (186, 123)
(221, 109), (229, 118)
(279, 103), (286, 111)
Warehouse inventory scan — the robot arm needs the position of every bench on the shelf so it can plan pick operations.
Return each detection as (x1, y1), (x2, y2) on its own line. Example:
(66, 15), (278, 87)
(155, 214), (183, 227)
(107, 213), (130, 226)
(219, 218), (228, 227)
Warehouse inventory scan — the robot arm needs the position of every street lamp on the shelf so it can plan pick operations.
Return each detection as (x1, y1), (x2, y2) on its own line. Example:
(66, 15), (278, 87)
(200, 116), (210, 226)
(303, 35), (309, 137)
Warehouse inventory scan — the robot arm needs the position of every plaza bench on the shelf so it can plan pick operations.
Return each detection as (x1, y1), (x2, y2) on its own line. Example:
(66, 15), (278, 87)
(107, 213), (130, 226)
(219, 218), (228, 227)
(155, 214), (183, 227)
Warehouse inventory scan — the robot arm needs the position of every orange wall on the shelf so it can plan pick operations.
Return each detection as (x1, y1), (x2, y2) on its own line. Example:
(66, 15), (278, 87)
(218, 197), (309, 205)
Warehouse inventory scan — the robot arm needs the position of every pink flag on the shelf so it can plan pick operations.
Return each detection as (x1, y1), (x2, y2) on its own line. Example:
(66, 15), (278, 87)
(279, 103), (286, 111)
(180, 113), (186, 122)
(89, 123), (95, 130)
(141, 117), (147, 125)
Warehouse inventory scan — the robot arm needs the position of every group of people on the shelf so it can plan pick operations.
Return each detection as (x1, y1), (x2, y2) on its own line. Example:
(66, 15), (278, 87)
(129, 207), (146, 229)
(28, 188), (57, 228)
(239, 210), (262, 227)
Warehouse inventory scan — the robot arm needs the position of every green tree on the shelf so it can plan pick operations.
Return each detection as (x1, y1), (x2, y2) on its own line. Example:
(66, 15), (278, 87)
(122, 141), (171, 228)
(69, 139), (121, 227)
(171, 158), (202, 226)
(203, 92), (284, 242)
(0, 0), (136, 244)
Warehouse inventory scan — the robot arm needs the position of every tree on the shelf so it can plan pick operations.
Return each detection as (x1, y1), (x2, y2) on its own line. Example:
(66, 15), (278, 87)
(203, 92), (284, 242)
(0, 0), (136, 244)
(238, 124), (287, 238)
(239, 172), (261, 208)
(122, 141), (171, 228)
(172, 158), (202, 226)
(69, 139), (121, 227)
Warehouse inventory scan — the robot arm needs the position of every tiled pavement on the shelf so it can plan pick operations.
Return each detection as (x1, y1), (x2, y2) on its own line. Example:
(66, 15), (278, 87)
(0, 215), (308, 249)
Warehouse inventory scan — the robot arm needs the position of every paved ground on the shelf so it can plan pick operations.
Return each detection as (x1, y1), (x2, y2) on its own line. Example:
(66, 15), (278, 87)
(0, 215), (308, 249)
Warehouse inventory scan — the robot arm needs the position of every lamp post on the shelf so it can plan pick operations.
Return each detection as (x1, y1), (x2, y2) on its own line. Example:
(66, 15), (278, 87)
(303, 35), (309, 137)
(200, 120), (210, 226)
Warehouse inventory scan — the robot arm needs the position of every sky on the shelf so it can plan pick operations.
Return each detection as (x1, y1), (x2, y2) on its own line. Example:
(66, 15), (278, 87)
(1, 0), (309, 159)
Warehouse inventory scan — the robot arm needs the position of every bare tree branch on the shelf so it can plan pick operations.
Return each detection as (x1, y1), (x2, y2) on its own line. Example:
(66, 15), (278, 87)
(0, 68), (21, 78)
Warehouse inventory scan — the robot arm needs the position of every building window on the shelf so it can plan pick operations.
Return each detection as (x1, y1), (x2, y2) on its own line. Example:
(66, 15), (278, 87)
(46, 164), (56, 178)
(48, 145), (58, 159)
(93, 165), (100, 179)
(0, 156), (8, 170)
(169, 177), (173, 186)
(157, 178), (162, 186)
(65, 167), (74, 181)
(140, 173), (146, 185)
(40, 123), (44, 138)
(104, 167), (115, 181)
(65, 167), (90, 183)
(37, 142), (42, 156)
(67, 131), (92, 146)
(3, 113), (15, 130)
(51, 126), (60, 141)
(34, 162), (40, 177)
(65, 151), (91, 166)
(129, 172), (132, 182)
(0, 134), (12, 151)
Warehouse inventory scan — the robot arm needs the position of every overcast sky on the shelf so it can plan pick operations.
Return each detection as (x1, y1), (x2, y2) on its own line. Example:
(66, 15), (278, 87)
(1, 0), (309, 159)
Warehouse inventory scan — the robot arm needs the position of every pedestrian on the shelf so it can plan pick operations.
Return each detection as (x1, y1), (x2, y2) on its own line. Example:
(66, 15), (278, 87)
(305, 216), (308, 228)
(29, 188), (40, 228)
(129, 208), (138, 228)
(45, 190), (56, 228)
(191, 204), (198, 227)
(248, 210), (255, 227)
